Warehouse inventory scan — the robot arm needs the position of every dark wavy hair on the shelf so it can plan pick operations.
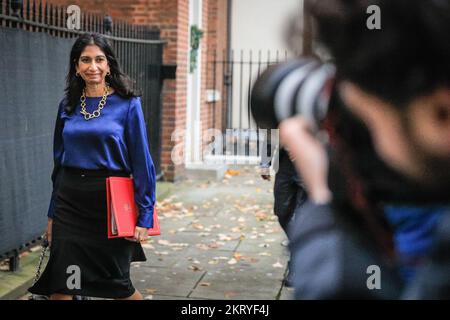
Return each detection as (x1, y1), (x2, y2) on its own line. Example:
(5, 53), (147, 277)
(63, 32), (140, 114)
(307, 0), (450, 108)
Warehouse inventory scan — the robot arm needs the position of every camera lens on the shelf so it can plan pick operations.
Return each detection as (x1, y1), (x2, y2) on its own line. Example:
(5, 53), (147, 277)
(251, 58), (336, 130)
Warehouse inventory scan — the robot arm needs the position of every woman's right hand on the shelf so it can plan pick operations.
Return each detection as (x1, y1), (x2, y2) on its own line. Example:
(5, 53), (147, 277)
(45, 218), (53, 247)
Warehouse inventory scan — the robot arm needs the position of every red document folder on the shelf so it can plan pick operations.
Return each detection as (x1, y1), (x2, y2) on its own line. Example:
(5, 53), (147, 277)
(106, 176), (160, 239)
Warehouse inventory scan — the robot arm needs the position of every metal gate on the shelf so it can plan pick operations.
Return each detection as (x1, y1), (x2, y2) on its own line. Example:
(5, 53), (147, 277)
(205, 49), (291, 165)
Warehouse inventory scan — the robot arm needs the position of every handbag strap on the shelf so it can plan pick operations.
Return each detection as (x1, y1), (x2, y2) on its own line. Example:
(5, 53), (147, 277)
(32, 239), (49, 285)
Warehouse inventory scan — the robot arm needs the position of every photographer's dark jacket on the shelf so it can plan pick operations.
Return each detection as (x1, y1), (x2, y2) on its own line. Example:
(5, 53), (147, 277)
(289, 200), (450, 299)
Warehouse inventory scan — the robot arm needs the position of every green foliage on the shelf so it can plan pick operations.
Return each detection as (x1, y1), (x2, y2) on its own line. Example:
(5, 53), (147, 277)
(190, 25), (204, 73)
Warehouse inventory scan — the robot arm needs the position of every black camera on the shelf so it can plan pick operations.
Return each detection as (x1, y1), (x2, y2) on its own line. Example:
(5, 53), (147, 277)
(250, 58), (450, 205)
(250, 58), (335, 130)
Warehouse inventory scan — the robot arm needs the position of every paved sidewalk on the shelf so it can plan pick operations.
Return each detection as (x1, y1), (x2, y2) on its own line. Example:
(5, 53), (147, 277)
(9, 166), (293, 300)
(132, 166), (293, 300)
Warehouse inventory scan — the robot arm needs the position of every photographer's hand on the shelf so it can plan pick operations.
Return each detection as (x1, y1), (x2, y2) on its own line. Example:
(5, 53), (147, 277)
(259, 166), (271, 181)
(279, 116), (332, 204)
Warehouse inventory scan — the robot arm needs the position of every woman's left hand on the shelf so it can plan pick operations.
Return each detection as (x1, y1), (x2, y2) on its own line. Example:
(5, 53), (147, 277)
(125, 226), (149, 243)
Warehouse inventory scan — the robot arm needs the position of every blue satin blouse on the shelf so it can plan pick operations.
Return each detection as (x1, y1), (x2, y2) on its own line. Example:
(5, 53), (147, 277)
(47, 93), (156, 228)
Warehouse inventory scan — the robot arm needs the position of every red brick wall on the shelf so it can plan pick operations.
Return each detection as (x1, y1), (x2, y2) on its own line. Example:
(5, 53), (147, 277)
(47, 0), (146, 23)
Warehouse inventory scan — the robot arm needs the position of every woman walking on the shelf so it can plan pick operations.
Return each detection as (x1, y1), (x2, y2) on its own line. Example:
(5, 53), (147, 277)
(28, 32), (156, 300)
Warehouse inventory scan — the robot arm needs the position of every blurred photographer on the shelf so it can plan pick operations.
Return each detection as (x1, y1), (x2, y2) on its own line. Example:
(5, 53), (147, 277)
(253, 0), (450, 299)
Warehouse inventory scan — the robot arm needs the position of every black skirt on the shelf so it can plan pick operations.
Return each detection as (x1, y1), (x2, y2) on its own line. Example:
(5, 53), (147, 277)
(28, 166), (147, 299)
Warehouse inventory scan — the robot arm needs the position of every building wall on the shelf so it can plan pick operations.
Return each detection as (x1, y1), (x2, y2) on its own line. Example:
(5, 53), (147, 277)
(228, 0), (303, 129)
(230, 0), (302, 54)
(199, 0), (228, 160)
(206, 0), (228, 133)
(185, 0), (228, 166)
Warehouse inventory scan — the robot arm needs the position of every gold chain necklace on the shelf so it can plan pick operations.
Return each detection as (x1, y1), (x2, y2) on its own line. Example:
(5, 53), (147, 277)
(80, 85), (109, 121)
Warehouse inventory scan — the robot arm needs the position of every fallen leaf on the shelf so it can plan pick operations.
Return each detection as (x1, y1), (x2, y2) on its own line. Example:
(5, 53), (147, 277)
(158, 240), (171, 246)
(208, 242), (221, 249)
(189, 265), (203, 271)
(144, 288), (157, 294)
(228, 258), (237, 265)
(199, 282), (211, 287)
(233, 253), (243, 261)
(255, 212), (269, 221)
(199, 232), (211, 237)
(192, 223), (204, 230)
(273, 261), (284, 268)
(259, 252), (271, 256)
(218, 234), (232, 241)
(173, 202), (184, 208)
(225, 169), (240, 176)
(225, 291), (239, 299)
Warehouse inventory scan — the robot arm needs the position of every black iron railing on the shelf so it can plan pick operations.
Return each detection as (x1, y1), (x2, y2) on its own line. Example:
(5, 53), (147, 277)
(206, 49), (294, 158)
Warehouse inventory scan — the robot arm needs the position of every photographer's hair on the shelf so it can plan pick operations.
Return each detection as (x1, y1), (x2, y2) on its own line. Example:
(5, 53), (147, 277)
(325, 94), (396, 259)
(307, 0), (450, 108)
(64, 32), (140, 114)
(302, 0), (450, 260)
